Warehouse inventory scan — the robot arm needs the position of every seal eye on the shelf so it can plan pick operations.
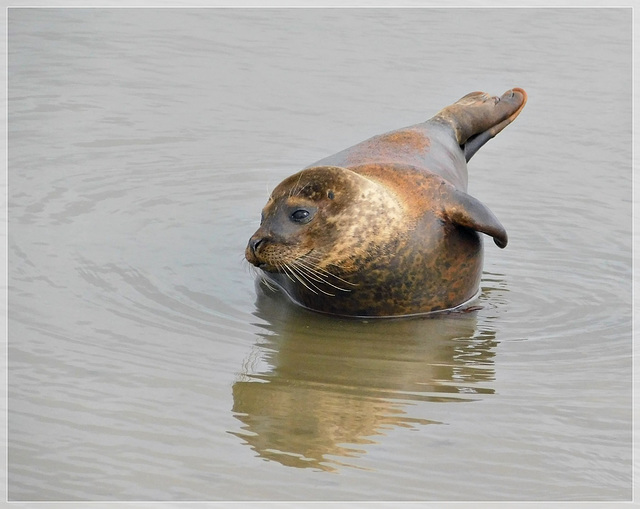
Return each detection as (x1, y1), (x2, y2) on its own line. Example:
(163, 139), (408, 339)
(290, 208), (313, 224)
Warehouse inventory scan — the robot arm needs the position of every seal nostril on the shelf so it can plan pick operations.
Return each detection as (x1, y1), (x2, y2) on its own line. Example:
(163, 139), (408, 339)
(250, 237), (265, 254)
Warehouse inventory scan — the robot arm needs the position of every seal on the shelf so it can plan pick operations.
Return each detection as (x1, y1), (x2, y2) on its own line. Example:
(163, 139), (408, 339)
(245, 88), (527, 317)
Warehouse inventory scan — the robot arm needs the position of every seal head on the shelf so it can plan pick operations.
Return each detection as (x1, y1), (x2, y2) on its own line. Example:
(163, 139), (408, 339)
(246, 166), (406, 303)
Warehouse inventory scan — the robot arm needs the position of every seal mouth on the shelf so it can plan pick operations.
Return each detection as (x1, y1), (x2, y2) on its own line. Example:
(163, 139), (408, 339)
(256, 261), (277, 272)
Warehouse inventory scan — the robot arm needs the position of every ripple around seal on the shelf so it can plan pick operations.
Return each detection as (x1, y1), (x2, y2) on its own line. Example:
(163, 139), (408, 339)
(476, 162), (632, 349)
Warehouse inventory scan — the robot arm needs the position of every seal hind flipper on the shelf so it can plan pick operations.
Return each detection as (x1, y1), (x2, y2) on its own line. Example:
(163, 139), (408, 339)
(444, 188), (508, 248)
(433, 88), (528, 162)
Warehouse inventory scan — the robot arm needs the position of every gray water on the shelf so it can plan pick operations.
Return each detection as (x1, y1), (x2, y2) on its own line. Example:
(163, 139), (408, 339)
(8, 7), (632, 503)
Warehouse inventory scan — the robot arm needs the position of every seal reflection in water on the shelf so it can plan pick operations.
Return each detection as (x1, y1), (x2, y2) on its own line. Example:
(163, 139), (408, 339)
(246, 88), (527, 317)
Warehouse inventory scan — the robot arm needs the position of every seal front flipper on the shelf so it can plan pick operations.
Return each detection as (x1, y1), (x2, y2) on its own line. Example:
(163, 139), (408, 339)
(443, 188), (508, 248)
(432, 87), (528, 162)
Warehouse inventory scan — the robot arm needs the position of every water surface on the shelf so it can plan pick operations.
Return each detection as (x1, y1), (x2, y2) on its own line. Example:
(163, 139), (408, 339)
(8, 7), (632, 502)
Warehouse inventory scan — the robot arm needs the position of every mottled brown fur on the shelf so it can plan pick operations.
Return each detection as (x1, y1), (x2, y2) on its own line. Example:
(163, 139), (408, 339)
(246, 88), (527, 317)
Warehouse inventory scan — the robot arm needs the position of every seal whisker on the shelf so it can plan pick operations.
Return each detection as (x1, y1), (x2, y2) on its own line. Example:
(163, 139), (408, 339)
(308, 263), (358, 287)
(291, 260), (341, 295)
(279, 262), (298, 284)
(290, 171), (305, 198)
(298, 253), (359, 287)
(293, 258), (354, 292)
(260, 275), (278, 292)
(288, 260), (336, 296)
(280, 262), (320, 295)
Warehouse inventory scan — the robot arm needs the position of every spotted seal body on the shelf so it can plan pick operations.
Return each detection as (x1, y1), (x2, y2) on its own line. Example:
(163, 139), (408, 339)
(245, 88), (527, 317)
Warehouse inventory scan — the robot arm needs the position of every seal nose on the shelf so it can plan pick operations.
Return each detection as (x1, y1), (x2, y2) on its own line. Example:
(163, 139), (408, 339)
(245, 236), (267, 266)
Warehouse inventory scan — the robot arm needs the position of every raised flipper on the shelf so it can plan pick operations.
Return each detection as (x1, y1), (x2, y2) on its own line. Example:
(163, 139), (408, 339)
(443, 186), (508, 248)
(432, 88), (527, 162)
